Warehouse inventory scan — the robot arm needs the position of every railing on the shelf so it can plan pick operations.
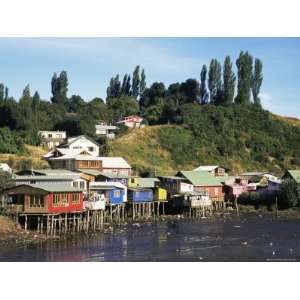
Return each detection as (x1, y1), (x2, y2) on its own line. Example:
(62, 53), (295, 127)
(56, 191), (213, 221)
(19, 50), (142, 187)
(6, 204), (24, 213)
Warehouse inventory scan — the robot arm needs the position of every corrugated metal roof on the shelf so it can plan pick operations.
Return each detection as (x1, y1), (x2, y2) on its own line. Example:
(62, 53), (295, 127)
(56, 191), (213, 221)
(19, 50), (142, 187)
(13, 183), (82, 193)
(98, 172), (129, 179)
(99, 157), (131, 169)
(286, 170), (300, 183)
(179, 171), (222, 186)
(138, 178), (159, 188)
(15, 175), (78, 181)
(77, 169), (102, 176)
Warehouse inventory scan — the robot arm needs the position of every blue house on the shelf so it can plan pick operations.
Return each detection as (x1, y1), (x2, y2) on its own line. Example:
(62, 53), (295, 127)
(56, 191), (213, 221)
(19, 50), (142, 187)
(128, 188), (153, 203)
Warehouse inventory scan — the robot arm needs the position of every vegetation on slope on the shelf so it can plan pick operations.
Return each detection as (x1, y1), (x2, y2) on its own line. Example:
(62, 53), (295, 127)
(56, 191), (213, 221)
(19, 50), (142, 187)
(109, 104), (300, 175)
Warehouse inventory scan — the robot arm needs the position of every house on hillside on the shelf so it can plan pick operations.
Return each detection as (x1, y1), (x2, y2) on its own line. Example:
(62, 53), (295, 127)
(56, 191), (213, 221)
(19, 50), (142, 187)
(38, 131), (66, 149)
(47, 153), (103, 171)
(95, 122), (118, 139)
(116, 115), (144, 129)
(43, 135), (99, 161)
(193, 165), (229, 177)
(99, 157), (132, 176)
(176, 171), (224, 202)
(4, 184), (84, 214)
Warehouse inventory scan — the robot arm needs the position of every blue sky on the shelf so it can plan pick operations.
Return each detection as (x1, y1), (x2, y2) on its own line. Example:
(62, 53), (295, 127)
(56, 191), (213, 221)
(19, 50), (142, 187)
(0, 37), (299, 117)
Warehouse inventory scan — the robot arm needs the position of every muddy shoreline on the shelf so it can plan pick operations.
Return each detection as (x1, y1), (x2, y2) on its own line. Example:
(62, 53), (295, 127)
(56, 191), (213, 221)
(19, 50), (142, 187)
(1, 206), (300, 251)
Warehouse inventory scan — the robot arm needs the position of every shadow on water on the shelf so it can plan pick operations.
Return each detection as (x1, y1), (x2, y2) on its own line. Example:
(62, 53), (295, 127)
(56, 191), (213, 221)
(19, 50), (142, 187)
(1, 217), (300, 261)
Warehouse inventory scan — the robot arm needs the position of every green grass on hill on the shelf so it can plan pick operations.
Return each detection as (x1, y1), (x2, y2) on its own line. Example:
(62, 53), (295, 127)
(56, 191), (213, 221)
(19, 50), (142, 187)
(109, 105), (300, 176)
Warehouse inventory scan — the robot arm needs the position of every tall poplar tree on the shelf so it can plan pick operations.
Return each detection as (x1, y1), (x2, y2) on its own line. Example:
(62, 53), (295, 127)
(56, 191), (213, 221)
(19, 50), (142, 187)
(140, 69), (146, 97)
(251, 58), (263, 105)
(208, 59), (222, 104)
(222, 56), (236, 105)
(0, 83), (4, 102)
(132, 65), (140, 99)
(200, 65), (208, 103)
(235, 51), (253, 104)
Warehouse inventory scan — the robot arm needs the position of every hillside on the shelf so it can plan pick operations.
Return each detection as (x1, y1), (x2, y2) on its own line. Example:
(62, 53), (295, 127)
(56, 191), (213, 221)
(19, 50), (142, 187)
(109, 105), (300, 176)
(0, 145), (48, 170)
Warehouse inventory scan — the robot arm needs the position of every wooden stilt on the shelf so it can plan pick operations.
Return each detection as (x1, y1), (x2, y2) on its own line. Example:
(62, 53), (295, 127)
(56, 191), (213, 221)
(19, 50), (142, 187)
(25, 215), (28, 231)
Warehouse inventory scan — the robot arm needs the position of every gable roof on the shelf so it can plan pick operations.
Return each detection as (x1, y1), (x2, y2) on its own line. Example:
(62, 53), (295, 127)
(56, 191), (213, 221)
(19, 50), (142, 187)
(178, 171), (222, 186)
(64, 135), (99, 147)
(99, 157), (131, 169)
(285, 170), (300, 183)
(5, 183), (82, 194)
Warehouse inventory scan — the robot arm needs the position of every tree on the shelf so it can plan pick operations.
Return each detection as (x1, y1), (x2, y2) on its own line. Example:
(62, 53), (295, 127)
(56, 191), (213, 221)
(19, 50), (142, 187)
(51, 72), (59, 103)
(0, 83), (4, 102)
(132, 65), (140, 99)
(251, 58), (263, 105)
(140, 69), (146, 97)
(51, 71), (69, 105)
(32, 91), (40, 108)
(0, 171), (14, 192)
(180, 79), (200, 103)
(200, 65), (209, 104)
(235, 51), (253, 104)
(121, 74), (128, 96)
(4, 87), (8, 101)
(69, 95), (85, 112)
(106, 75), (121, 100)
(125, 75), (131, 96)
(208, 59), (222, 104)
(222, 56), (236, 105)
(279, 179), (299, 208)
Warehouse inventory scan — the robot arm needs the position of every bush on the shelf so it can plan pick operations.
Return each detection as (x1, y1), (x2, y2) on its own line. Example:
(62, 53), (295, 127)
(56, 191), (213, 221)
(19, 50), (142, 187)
(278, 179), (299, 209)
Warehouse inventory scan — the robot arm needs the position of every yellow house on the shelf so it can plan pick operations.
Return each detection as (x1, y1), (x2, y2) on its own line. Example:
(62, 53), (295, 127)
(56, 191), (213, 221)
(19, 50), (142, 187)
(154, 187), (167, 202)
(128, 176), (139, 188)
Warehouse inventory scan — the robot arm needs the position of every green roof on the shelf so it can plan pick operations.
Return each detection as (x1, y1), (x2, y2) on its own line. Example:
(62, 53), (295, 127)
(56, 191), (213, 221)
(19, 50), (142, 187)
(138, 178), (159, 188)
(178, 171), (222, 186)
(286, 170), (300, 183)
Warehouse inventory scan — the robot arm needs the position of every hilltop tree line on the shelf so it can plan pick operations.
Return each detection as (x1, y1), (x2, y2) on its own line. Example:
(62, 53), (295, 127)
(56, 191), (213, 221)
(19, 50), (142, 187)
(0, 50), (264, 153)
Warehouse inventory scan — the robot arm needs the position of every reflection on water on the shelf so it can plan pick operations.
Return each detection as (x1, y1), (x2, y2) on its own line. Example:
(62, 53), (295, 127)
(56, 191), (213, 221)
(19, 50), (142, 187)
(1, 217), (300, 261)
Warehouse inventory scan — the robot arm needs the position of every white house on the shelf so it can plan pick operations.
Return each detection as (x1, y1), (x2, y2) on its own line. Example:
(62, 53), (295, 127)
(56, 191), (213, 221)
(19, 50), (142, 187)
(116, 115), (144, 129)
(38, 131), (66, 149)
(62, 135), (99, 156)
(0, 163), (12, 173)
(43, 135), (99, 159)
(95, 122), (118, 139)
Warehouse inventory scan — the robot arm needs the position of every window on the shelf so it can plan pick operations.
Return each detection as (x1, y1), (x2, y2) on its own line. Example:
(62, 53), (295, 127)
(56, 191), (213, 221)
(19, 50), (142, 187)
(88, 147), (94, 152)
(48, 134), (52, 138)
(214, 188), (219, 196)
(73, 182), (78, 188)
(61, 193), (68, 207)
(72, 193), (80, 205)
(114, 190), (120, 197)
(29, 195), (44, 208)
(53, 193), (60, 207)
(80, 181), (85, 189)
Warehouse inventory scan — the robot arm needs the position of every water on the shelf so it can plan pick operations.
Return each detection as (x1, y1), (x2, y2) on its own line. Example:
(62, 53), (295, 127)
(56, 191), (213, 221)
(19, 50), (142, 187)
(1, 216), (300, 261)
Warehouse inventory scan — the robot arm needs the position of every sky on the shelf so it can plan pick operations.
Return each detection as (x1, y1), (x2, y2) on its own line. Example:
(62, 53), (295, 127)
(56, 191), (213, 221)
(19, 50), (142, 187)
(0, 37), (299, 117)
